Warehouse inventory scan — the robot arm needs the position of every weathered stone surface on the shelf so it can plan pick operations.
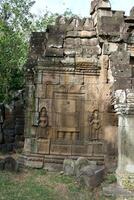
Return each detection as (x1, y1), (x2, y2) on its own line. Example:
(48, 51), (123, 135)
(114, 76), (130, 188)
(82, 45), (101, 56)
(63, 159), (75, 176)
(98, 0), (111, 10)
(0, 157), (18, 172)
(75, 157), (96, 176)
(113, 78), (132, 90)
(23, 0), (134, 178)
(81, 38), (99, 46)
(83, 18), (94, 31)
(45, 48), (63, 57)
(103, 184), (134, 198)
(102, 43), (118, 55)
(66, 30), (96, 38)
(113, 89), (134, 189)
(64, 38), (81, 48)
(75, 56), (98, 65)
(50, 145), (72, 156)
(25, 157), (44, 169)
(37, 139), (50, 154)
(78, 166), (105, 188)
(4, 157), (18, 171)
(127, 44), (134, 57)
(61, 57), (75, 66)
(130, 7), (134, 17)
(110, 51), (130, 66)
(0, 92), (25, 153)
(69, 18), (84, 31)
(97, 16), (124, 42)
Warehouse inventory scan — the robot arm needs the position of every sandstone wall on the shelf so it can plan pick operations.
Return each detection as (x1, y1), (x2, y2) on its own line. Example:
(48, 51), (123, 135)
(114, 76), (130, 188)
(22, 0), (134, 168)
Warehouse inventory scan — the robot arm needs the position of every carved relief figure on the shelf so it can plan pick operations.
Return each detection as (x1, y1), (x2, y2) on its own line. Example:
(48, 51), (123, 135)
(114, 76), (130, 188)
(38, 107), (48, 138)
(88, 110), (101, 140)
(39, 107), (48, 128)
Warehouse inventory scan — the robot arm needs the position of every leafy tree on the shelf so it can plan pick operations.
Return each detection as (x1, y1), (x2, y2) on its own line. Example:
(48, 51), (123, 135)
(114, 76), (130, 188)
(0, 0), (74, 103)
(0, 0), (57, 103)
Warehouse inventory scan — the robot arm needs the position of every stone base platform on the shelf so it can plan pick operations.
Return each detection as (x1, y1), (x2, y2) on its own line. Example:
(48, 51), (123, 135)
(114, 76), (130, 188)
(103, 184), (134, 200)
(18, 153), (104, 171)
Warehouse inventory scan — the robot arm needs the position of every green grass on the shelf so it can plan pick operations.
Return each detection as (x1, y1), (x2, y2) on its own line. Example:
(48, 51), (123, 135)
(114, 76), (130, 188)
(0, 169), (115, 200)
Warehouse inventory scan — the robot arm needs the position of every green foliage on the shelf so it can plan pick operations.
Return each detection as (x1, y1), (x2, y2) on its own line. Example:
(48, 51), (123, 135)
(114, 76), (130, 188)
(0, 0), (63, 103)
(104, 173), (117, 184)
(0, 170), (107, 200)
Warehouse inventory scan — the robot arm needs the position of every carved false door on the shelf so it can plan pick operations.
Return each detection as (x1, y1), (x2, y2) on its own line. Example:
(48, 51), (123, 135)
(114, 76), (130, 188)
(53, 93), (84, 144)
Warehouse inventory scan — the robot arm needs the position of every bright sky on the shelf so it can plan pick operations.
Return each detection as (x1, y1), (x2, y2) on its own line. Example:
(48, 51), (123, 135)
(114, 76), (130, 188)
(31, 0), (134, 17)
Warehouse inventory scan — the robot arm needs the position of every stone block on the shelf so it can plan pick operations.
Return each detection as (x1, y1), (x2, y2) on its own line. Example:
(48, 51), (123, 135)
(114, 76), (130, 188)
(45, 48), (63, 57)
(75, 157), (96, 177)
(63, 159), (75, 176)
(85, 101), (99, 114)
(102, 43), (118, 55)
(130, 7), (134, 17)
(4, 157), (18, 172)
(66, 17), (83, 31)
(81, 38), (99, 46)
(103, 184), (134, 199)
(66, 30), (96, 38)
(63, 48), (76, 57)
(60, 57), (75, 66)
(98, 0), (111, 10)
(54, 99), (76, 113)
(42, 73), (60, 85)
(25, 157), (44, 169)
(71, 146), (88, 156)
(102, 113), (117, 126)
(55, 113), (79, 128)
(75, 56), (98, 66)
(34, 98), (39, 112)
(110, 51), (130, 66)
(86, 85), (100, 100)
(97, 9), (112, 18)
(37, 139), (50, 154)
(50, 144), (72, 155)
(45, 85), (53, 98)
(35, 71), (43, 84)
(35, 84), (46, 98)
(47, 33), (64, 48)
(64, 46), (82, 58)
(83, 18), (94, 31)
(92, 142), (104, 156)
(59, 74), (83, 85)
(127, 44), (134, 57)
(56, 128), (80, 141)
(113, 78), (132, 90)
(64, 38), (81, 48)
(32, 111), (39, 126)
(82, 45), (101, 56)
(77, 166), (105, 188)
(54, 91), (85, 101)
(86, 144), (93, 156)
(90, 0), (99, 14)
(30, 138), (38, 153)
(111, 64), (132, 78)
(97, 16), (123, 42)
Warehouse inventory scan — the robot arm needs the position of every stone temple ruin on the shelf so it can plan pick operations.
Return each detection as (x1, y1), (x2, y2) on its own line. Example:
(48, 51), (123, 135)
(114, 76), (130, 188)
(22, 0), (134, 190)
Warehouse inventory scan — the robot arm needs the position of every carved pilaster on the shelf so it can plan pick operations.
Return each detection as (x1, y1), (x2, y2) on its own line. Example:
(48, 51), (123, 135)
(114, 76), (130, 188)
(113, 89), (134, 190)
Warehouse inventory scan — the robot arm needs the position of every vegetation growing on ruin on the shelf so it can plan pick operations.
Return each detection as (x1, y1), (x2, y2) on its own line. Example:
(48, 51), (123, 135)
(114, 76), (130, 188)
(0, 0), (73, 103)
(0, 169), (115, 200)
